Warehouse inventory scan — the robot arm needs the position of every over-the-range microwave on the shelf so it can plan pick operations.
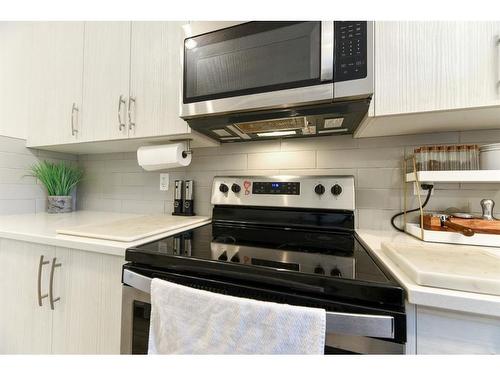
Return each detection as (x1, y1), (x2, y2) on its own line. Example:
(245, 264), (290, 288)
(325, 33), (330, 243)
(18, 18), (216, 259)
(180, 21), (374, 142)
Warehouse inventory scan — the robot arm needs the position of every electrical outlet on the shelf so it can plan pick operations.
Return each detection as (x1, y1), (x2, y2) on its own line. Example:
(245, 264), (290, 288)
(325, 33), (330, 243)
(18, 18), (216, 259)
(160, 173), (169, 191)
(413, 183), (434, 196)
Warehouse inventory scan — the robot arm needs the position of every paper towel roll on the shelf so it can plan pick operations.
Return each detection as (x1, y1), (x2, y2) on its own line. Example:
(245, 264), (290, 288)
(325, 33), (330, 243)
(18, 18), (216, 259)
(137, 143), (192, 171)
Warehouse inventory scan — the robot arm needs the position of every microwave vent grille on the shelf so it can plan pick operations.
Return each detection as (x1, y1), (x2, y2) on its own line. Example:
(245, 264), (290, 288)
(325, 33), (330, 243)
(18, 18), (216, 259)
(233, 117), (307, 134)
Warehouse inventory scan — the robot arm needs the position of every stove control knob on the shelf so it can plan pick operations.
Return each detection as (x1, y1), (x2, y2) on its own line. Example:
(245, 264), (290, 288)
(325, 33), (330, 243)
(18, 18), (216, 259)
(331, 184), (343, 196)
(314, 265), (325, 275)
(231, 183), (241, 193)
(219, 183), (229, 193)
(330, 267), (342, 277)
(314, 184), (325, 195)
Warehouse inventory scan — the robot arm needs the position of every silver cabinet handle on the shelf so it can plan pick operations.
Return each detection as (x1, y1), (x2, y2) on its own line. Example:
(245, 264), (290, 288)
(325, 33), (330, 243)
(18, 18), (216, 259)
(128, 96), (136, 131)
(71, 103), (79, 136)
(49, 257), (62, 310)
(37, 255), (50, 307)
(122, 269), (395, 339)
(497, 36), (500, 89)
(118, 95), (127, 131)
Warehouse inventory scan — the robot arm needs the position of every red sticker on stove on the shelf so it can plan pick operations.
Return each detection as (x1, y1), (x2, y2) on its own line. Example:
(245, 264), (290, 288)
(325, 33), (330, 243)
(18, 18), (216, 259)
(243, 180), (251, 195)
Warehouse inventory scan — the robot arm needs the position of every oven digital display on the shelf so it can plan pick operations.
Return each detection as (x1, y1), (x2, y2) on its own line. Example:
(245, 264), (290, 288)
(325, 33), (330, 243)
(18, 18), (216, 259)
(252, 182), (300, 195)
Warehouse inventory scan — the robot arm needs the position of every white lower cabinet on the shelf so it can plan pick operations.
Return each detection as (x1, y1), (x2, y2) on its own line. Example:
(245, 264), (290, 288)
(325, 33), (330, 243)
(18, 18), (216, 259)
(415, 306), (500, 354)
(0, 238), (124, 354)
(0, 239), (54, 354)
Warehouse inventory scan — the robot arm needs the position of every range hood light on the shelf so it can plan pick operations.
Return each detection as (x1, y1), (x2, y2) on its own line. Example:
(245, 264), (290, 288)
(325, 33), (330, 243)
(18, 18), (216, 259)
(185, 39), (197, 49)
(256, 131), (296, 137)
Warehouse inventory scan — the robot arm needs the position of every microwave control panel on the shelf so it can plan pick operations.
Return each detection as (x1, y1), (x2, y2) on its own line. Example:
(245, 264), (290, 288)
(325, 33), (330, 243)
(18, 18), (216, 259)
(334, 21), (367, 82)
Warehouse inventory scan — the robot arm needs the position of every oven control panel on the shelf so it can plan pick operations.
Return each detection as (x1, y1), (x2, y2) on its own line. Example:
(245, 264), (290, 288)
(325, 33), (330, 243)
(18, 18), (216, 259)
(252, 181), (300, 195)
(211, 175), (355, 211)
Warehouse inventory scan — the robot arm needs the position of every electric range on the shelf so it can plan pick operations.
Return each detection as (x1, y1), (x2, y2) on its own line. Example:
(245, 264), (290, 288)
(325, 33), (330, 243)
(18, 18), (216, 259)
(121, 175), (406, 354)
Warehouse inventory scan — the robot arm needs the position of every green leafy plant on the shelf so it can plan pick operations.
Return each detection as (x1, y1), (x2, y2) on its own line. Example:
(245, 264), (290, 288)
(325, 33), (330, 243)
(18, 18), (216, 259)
(30, 161), (84, 196)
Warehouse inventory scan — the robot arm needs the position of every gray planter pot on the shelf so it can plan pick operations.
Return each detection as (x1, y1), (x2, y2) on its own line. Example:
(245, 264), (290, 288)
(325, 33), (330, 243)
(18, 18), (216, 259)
(47, 196), (73, 214)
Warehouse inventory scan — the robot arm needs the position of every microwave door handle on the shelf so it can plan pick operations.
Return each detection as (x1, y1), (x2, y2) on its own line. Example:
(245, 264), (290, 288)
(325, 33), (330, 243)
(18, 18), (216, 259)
(320, 21), (334, 81)
(122, 270), (394, 339)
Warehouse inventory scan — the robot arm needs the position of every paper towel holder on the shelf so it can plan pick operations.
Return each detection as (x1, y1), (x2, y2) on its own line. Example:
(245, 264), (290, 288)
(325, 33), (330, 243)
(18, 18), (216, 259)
(175, 139), (193, 159)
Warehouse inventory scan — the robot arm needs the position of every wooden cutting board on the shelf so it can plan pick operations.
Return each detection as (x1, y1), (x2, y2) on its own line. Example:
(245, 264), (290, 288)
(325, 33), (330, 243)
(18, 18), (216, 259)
(383, 242), (500, 296)
(422, 214), (500, 235)
(57, 215), (209, 242)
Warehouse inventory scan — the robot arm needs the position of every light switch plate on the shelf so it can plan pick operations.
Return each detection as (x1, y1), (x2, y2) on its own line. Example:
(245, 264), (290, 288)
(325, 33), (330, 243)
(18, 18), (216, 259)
(160, 173), (169, 191)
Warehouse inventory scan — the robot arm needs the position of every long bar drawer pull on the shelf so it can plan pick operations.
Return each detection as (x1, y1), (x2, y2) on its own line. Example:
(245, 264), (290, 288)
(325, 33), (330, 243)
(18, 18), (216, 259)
(118, 95), (127, 131)
(37, 255), (50, 307)
(122, 269), (395, 339)
(49, 257), (62, 310)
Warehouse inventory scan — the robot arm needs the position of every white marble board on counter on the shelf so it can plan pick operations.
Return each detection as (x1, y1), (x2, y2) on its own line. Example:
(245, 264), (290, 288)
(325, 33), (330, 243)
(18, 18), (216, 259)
(57, 214), (204, 242)
(383, 242), (500, 296)
(0, 211), (211, 257)
(356, 229), (500, 318)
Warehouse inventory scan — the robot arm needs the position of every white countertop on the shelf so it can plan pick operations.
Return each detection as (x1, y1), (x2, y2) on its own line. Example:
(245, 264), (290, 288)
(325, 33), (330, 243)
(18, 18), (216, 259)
(1, 211), (498, 317)
(356, 229), (500, 317)
(0, 211), (211, 257)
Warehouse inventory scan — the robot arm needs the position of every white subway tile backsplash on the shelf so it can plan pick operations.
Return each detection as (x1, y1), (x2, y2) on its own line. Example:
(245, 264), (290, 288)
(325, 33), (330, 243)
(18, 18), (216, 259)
(0, 199), (35, 215)
(459, 129), (500, 144)
(356, 189), (402, 210)
(358, 168), (402, 189)
(121, 173), (146, 186)
(75, 130), (500, 231)
(121, 200), (166, 214)
(357, 209), (401, 231)
(317, 147), (403, 168)
(77, 197), (122, 212)
(0, 168), (36, 184)
(358, 132), (459, 149)
(281, 135), (358, 151)
(220, 140), (281, 155)
(189, 154), (247, 171)
(248, 150), (315, 170)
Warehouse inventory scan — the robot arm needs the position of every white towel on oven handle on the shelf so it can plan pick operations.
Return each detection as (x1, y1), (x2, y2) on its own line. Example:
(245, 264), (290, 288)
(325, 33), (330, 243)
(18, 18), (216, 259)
(148, 278), (326, 354)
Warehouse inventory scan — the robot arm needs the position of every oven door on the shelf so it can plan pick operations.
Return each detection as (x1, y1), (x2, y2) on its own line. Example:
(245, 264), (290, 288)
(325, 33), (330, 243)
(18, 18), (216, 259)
(121, 267), (405, 354)
(181, 21), (334, 118)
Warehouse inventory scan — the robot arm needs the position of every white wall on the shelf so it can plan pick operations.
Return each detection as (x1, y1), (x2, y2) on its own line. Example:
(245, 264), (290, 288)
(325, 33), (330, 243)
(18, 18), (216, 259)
(0, 136), (77, 214)
(77, 128), (500, 231)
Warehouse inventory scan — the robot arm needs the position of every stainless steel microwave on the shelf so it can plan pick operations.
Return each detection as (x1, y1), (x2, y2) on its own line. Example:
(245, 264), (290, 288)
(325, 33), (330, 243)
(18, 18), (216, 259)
(180, 21), (374, 142)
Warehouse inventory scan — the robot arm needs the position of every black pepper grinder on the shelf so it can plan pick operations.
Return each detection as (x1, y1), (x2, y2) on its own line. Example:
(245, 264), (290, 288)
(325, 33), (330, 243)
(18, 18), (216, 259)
(183, 180), (195, 216)
(173, 180), (184, 215)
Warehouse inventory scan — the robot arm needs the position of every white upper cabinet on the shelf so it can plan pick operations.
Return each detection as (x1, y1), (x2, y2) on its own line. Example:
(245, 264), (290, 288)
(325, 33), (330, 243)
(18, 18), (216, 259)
(0, 22), (33, 139)
(28, 22), (85, 146)
(80, 21), (131, 142)
(375, 21), (500, 116)
(129, 21), (188, 138)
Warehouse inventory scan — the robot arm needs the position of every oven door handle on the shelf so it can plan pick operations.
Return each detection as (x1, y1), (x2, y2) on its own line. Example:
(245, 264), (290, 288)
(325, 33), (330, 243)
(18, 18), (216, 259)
(122, 269), (394, 339)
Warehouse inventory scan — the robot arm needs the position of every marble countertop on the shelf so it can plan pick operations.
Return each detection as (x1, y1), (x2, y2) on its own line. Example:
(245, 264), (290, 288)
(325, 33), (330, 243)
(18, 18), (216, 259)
(356, 229), (500, 317)
(0, 211), (211, 257)
(1, 210), (498, 316)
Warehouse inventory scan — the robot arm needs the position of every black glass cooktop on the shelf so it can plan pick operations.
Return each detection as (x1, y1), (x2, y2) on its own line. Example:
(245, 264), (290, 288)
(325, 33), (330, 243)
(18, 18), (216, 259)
(126, 222), (405, 309)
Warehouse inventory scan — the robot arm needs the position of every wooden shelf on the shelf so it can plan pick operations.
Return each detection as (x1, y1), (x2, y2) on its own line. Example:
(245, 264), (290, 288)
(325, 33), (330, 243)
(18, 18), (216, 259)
(405, 170), (500, 183)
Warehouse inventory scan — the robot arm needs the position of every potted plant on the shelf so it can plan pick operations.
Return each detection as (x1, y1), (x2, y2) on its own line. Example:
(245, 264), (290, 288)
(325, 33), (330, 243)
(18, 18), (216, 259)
(30, 161), (84, 214)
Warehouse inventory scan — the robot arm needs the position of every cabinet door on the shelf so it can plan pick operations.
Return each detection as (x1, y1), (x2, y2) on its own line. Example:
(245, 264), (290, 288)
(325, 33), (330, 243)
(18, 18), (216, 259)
(375, 22), (500, 116)
(0, 239), (54, 354)
(81, 21), (131, 142)
(51, 247), (124, 354)
(0, 22), (33, 139)
(129, 21), (188, 138)
(27, 22), (85, 147)
(416, 306), (500, 354)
